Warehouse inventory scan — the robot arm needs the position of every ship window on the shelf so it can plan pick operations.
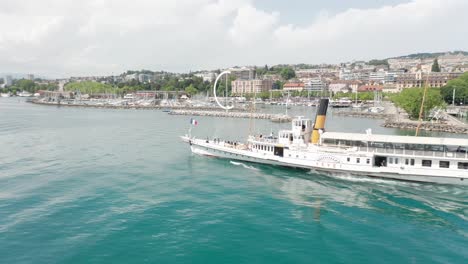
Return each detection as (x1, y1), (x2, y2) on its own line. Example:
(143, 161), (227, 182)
(422, 160), (432, 167)
(395, 158), (399, 164)
(411, 159), (415, 166)
(389, 158), (393, 164)
(347, 157), (350, 162)
(366, 159), (370, 164)
(356, 158), (360, 163)
(439, 161), (450, 168)
(458, 162), (468, 170)
(405, 159), (409, 165)
(394, 144), (405, 150)
(296, 155), (299, 158)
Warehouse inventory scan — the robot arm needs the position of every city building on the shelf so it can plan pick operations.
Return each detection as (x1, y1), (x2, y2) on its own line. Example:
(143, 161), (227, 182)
(27, 74), (34, 81)
(369, 71), (386, 84)
(125, 73), (139, 82)
(5, 75), (12, 86)
(138, 74), (152, 83)
(395, 72), (462, 89)
(229, 67), (255, 80)
(328, 80), (362, 93)
(438, 52), (468, 66)
(304, 78), (326, 92)
(194, 72), (216, 82)
(339, 69), (369, 82)
(282, 82), (305, 92)
(358, 85), (383, 92)
(262, 74), (281, 81)
(382, 84), (400, 93)
(231, 79), (273, 94)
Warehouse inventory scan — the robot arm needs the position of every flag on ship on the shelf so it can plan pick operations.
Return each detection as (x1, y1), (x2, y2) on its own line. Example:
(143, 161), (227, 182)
(190, 118), (198, 126)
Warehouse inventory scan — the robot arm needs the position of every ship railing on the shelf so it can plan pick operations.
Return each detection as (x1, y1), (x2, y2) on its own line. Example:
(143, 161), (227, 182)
(250, 137), (278, 144)
(357, 146), (468, 159)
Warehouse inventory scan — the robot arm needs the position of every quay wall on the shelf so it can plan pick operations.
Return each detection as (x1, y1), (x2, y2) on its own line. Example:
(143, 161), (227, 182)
(383, 121), (468, 134)
(30, 100), (245, 112)
(169, 109), (292, 122)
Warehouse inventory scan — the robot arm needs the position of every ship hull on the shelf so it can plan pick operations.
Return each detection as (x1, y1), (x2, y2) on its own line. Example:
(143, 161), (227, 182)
(187, 140), (468, 186)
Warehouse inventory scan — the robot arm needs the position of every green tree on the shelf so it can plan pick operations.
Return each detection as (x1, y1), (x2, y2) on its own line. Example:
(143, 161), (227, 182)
(431, 58), (441, 72)
(185, 84), (198, 96)
(273, 80), (284, 90)
(368, 59), (389, 67)
(65, 81), (116, 94)
(391, 88), (445, 119)
(15, 79), (36, 92)
(440, 72), (468, 105)
(280, 67), (296, 80)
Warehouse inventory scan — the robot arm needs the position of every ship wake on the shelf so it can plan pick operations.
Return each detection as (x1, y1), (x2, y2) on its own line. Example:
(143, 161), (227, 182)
(230, 161), (260, 171)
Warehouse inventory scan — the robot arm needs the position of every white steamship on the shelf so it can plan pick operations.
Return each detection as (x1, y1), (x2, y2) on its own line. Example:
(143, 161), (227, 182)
(182, 98), (468, 185)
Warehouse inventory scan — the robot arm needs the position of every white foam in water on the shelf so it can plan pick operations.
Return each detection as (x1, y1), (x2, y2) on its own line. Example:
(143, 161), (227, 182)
(230, 161), (260, 171)
(308, 170), (407, 185)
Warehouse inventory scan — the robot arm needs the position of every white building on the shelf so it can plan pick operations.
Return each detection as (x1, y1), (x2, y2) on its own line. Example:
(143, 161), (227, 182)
(304, 78), (326, 92)
(369, 71), (386, 84)
(125, 73), (139, 81)
(27, 74), (34, 81)
(5, 75), (12, 86)
(138, 74), (152, 83)
(194, 72), (216, 82)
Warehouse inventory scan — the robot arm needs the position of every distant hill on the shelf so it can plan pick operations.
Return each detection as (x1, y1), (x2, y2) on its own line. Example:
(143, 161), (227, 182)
(388, 51), (468, 60)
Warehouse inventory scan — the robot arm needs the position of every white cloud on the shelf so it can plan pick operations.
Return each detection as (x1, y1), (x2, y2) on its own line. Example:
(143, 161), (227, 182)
(229, 5), (279, 45)
(0, 0), (467, 77)
(272, 0), (468, 63)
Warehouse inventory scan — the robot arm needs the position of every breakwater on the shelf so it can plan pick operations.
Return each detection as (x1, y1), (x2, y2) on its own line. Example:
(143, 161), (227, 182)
(383, 121), (468, 134)
(169, 109), (292, 122)
(334, 111), (389, 119)
(30, 99), (245, 112)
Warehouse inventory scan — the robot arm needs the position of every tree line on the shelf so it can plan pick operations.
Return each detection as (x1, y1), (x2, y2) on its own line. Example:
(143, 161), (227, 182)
(2, 79), (58, 94)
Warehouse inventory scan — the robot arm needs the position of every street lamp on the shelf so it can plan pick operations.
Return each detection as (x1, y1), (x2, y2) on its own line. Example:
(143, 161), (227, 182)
(452, 87), (456, 106)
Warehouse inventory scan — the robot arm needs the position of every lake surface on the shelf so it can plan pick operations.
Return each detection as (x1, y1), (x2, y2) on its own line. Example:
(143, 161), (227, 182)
(0, 98), (467, 263)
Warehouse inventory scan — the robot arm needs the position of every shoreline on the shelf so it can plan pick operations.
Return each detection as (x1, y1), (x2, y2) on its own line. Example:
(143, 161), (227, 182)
(29, 99), (468, 134)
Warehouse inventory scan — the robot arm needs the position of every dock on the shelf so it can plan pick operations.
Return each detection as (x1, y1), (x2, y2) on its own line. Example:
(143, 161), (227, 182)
(382, 121), (468, 134)
(169, 109), (292, 122)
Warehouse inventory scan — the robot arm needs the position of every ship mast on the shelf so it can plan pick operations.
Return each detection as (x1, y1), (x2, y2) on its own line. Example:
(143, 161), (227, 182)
(415, 74), (430, 136)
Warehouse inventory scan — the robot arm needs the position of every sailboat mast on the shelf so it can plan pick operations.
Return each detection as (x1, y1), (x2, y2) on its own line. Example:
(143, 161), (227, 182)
(415, 76), (430, 136)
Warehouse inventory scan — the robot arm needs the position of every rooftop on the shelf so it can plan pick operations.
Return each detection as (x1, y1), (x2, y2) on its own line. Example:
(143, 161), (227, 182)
(321, 132), (468, 147)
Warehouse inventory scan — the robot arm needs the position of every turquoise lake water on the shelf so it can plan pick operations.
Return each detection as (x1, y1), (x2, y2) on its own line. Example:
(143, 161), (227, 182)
(0, 98), (467, 263)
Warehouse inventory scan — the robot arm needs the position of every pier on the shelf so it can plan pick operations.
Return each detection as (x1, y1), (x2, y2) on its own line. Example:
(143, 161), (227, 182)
(334, 111), (389, 119)
(169, 109), (292, 122)
(382, 121), (468, 134)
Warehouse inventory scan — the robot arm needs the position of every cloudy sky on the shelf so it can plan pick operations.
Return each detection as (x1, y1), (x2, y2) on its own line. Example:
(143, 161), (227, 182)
(0, 0), (467, 77)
